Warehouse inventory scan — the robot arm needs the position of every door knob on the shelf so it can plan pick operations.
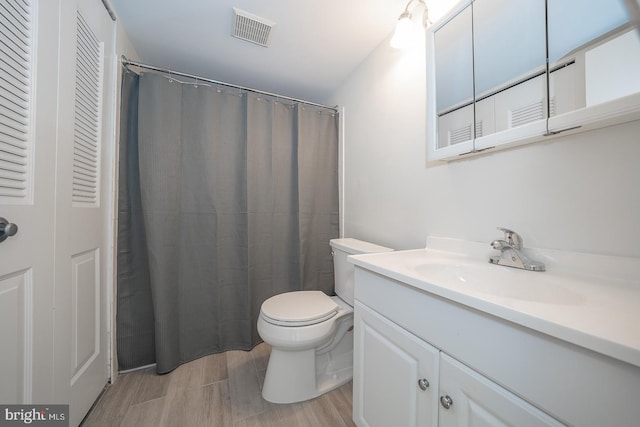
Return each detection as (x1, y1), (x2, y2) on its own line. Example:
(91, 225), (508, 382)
(0, 217), (18, 243)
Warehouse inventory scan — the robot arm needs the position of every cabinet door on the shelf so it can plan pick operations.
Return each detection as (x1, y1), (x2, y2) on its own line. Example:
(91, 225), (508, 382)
(438, 354), (564, 427)
(353, 302), (439, 427)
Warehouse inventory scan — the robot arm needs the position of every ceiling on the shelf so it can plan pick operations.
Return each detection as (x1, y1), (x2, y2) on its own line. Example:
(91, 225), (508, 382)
(109, 0), (455, 104)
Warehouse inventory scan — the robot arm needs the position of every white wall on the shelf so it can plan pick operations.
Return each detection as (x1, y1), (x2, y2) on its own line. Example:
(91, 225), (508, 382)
(327, 35), (640, 258)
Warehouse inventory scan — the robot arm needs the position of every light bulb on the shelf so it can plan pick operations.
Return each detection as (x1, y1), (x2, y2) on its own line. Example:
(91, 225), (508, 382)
(390, 14), (415, 49)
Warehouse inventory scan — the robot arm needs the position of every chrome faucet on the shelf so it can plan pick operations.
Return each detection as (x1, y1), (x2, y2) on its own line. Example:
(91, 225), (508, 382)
(489, 227), (545, 272)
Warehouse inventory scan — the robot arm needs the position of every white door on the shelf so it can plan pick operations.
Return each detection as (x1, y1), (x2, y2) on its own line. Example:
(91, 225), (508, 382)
(438, 353), (563, 427)
(0, 0), (114, 423)
(353, 302), (439, 427)
(52, 0), (115, 425)
(0, 0), (59, 405)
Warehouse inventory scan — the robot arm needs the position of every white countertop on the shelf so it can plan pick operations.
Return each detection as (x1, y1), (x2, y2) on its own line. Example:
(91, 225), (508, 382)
(349, 237), (640, 369)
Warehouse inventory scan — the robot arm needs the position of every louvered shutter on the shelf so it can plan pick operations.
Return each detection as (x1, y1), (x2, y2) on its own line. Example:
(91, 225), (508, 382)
(0, 0), (32, 203)
(73, 11), (102, 206)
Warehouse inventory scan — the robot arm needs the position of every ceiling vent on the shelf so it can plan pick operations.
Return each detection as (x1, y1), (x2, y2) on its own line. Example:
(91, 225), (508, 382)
(232, 8), (276, 47)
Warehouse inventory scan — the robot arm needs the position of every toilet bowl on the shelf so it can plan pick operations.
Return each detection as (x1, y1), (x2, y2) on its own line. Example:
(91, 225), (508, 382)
(258, 238), (393, 404)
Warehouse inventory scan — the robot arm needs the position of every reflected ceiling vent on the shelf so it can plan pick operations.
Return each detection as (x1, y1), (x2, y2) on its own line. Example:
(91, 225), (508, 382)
(232, 8), (276, 47)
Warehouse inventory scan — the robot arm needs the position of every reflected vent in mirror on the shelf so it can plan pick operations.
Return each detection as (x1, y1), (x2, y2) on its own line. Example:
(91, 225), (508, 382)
(509, 100), (544, 128)
(549, 97), (557, 117)
(449, 124), (472, 145)
(475, 120), (483, 138)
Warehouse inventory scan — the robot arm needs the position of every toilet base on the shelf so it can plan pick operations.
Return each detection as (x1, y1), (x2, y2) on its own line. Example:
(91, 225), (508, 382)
(261, 329), (354, 404)
(262, 348), (353, 403)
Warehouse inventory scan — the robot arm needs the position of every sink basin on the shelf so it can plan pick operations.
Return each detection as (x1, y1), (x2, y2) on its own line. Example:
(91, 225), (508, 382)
(348, 240), (640, 370)
(413, 261), (586, 305)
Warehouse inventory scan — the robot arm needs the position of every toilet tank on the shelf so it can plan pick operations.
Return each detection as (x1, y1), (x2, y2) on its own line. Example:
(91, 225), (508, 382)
(329, 238), (393, 305)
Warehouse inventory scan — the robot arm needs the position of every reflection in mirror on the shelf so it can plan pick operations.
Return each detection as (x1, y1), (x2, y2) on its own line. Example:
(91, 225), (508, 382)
(548, 0), (640, 115)
(434, 5), (473, 150)
(472, 0), (546, 138)
(427, 0), (640, 162)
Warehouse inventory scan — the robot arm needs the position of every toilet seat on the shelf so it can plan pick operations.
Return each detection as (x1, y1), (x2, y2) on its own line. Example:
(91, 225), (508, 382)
(261, 291), (339, 327)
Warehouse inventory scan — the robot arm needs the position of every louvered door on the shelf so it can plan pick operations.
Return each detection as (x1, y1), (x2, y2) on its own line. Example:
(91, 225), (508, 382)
(0, 0), (58, 405)
(52, 0), (114, 425)
(0, 1), (114, 420)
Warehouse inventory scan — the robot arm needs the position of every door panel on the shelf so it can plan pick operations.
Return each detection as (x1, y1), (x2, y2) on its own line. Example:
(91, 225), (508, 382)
(0, 270), (31, 403)
(71, 249), (100, 381)
(0, 0), (58, 405)
(353, 302), (439, 427)
(53, 0), (114, 425)
(0, 1), (113, 421)
(438, 353), (563, 427)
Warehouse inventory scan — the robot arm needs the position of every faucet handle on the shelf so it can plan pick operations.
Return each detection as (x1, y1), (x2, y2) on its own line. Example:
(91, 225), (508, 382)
(496, 227), (523, 250)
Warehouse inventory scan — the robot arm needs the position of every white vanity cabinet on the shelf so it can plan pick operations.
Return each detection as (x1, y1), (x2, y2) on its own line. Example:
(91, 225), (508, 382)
(438, 354), (562, 427)
(352, 266), (640, 427)
(354, 301), (561, 427)
(353, 301), (439, 427)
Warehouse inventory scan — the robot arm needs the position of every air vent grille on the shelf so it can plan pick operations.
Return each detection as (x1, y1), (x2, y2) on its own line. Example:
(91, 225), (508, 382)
(232, 8), (275, 47)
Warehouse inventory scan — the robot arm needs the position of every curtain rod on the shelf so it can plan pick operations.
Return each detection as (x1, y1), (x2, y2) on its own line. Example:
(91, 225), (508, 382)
(101, 0), (116, 21)
(121, 56), (339, 113)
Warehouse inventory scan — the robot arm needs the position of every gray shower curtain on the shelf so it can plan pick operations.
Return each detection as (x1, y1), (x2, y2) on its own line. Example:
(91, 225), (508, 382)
(117, 71), (339, 373)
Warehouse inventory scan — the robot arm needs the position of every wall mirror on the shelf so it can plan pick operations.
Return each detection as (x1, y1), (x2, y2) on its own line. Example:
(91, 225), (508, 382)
(547, 0), (640, 133)
(472, 0), (546, 150)
(427, 0), (640, 162)
(433, 3), (474, 154)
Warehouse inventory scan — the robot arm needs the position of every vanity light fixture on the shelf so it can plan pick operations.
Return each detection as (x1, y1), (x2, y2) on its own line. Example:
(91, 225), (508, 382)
(390, 0), (429, 49)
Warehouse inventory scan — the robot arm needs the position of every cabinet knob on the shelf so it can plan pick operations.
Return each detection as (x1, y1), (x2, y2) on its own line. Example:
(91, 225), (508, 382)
(417, 378), (429, 390)
(440, 395), (453, 409)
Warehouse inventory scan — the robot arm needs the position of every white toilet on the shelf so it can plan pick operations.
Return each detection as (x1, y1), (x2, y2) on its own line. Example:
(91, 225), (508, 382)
(257, 238), (393, 404)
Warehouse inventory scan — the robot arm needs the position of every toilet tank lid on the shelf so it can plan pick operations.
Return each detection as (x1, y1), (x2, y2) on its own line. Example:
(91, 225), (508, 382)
(330, 238), (393, 255)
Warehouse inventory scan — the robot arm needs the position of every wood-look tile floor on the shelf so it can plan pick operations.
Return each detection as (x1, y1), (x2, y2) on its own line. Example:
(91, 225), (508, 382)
(82, 343), (356, 427)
